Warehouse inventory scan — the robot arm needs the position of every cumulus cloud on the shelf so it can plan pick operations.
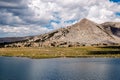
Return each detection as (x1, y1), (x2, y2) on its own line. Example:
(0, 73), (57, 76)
(0, 25), (50, 37)
(0, 0), (120, 37)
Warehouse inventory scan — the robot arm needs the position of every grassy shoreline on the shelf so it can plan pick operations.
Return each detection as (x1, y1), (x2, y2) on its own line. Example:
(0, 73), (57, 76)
(0, 46), (120, 59)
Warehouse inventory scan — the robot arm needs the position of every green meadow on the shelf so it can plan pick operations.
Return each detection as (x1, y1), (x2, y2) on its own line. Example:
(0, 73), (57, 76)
(0, 46), (120, 59)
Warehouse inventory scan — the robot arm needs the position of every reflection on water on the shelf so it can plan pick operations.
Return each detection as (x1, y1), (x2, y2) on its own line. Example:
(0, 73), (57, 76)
(0, 57), (120, 80)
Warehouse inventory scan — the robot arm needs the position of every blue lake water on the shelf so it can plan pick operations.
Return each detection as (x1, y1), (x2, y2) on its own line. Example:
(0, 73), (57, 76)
(0, 57), (120, 80)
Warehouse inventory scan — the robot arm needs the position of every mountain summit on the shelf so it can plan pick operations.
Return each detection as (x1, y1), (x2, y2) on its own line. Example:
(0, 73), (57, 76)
(2, 18), (120, 47)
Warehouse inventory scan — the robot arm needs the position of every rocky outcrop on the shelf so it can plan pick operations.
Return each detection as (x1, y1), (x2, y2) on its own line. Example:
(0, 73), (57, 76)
(3, 18), (120, 47)
(101, 22), (120, 37)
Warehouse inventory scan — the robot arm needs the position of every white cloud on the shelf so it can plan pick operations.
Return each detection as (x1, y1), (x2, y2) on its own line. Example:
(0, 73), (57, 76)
(0, 0), (120, 37)
(0, 25), (50, 37)
(28, 0), (120, 24)
(86, 0), (120, 23)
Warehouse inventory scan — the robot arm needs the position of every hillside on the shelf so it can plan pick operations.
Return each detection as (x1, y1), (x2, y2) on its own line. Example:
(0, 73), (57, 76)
(0, 37), (30, 43)
(2, 18), (120, 47)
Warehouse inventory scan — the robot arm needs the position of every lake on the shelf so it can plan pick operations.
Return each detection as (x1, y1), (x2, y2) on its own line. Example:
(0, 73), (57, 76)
(0, 57), (120, 80)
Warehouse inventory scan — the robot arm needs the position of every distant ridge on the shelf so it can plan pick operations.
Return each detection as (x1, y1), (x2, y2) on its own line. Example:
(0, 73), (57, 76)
(1, 18), (120, 47)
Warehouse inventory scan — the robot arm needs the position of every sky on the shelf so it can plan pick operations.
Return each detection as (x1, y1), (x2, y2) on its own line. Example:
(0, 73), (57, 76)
(0, 0), (120, 37)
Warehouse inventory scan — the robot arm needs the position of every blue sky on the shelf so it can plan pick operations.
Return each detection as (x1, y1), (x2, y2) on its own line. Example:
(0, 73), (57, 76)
(110, 0), (120, 2)
(0, 0), (120, 37)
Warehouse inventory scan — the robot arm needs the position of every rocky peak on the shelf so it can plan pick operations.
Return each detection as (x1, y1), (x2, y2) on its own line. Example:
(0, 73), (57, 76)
(70, 18), (100, 31)
(102, 22), (120, 28)
(101, 22), (120, 37)
(80, 18), (92, 23)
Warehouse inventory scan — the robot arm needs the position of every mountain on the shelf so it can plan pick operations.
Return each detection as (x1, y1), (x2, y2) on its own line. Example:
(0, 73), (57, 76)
(0, 37), (31, 47)
(2, 18), (120, 47)
(101, 22), (120, 37)
(0, 37), (29, 43)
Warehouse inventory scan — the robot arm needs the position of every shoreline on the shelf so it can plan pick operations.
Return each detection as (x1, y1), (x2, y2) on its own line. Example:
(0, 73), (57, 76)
(0, 55), (120, 59)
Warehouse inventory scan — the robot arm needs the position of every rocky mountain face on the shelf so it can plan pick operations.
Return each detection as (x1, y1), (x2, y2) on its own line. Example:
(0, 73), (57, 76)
(2, 18), (120, 47)
(101, 22), (120, 37)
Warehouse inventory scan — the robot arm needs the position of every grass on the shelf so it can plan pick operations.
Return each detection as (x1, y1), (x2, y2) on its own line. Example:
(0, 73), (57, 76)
(0, 46), (120, 59)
